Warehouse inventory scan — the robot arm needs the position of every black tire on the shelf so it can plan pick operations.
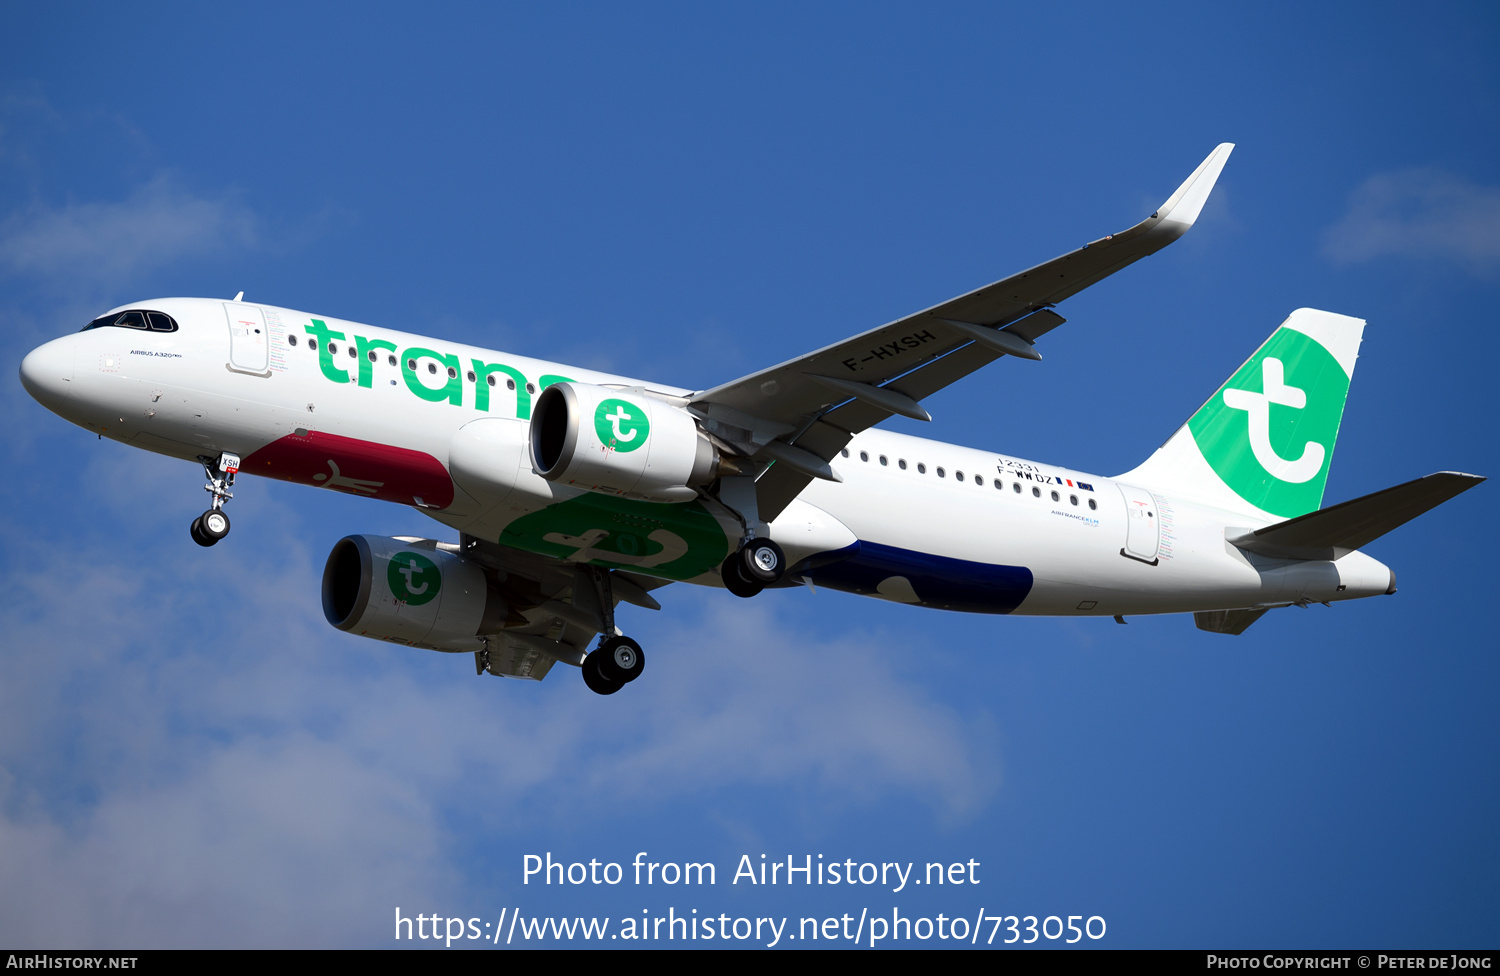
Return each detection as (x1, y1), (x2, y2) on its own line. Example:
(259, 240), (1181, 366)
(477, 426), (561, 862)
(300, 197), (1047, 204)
(581, 652), (624, 695)
(720, 552), (764, 599)
(596, 636), (644, 683)
(200, 509), (231, 541)
(190, 516), (216, 548)
(740, 539), (785, 583)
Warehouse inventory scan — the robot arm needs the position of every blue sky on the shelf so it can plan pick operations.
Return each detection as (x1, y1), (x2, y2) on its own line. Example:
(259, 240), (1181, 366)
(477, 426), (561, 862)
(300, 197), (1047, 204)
(1, 2), (1496, 949)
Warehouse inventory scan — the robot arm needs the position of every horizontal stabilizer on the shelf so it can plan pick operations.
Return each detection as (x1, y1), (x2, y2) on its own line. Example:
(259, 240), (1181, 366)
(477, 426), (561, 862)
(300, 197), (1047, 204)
(1195, 607), (1270, 635)
(1228, 471), (1485, 560)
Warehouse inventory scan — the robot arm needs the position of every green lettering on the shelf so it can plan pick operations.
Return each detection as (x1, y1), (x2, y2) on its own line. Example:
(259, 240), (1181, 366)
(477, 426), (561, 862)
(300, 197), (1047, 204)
(354, 336), (398, 388)
(539, 373), (574, 392)
(305, 320), (349, 384)
(401, 347), (463, 405)
(471, 361), (530, 418)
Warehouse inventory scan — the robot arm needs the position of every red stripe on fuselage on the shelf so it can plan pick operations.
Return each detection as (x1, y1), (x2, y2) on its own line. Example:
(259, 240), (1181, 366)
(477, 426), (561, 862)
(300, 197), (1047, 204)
(243, 430), (455, 509)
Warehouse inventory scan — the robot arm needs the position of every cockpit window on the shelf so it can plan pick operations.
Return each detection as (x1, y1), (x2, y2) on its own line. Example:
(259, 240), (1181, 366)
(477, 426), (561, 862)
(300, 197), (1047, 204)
(81, 309), (179, 333)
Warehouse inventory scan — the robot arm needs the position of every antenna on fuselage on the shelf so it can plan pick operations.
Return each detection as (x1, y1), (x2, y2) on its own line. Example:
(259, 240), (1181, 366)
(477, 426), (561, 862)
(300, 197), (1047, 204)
(233, 291), (244, 302)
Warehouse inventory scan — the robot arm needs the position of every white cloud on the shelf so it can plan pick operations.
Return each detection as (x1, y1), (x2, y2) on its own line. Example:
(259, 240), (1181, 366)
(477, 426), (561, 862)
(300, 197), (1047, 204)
(0, 175), (257, 285)
(0, 738), (453, 948)
(1321, 168), (1500, 276)
(0, 490), (1000, 945)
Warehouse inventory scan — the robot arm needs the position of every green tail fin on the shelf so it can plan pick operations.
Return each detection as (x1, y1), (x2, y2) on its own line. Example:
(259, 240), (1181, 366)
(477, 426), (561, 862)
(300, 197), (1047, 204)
(1120, 309), (1365, 520)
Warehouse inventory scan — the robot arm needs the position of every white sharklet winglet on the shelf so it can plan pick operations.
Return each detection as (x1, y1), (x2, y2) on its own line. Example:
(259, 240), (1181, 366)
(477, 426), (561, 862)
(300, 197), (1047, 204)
(1153, 142), (1235, 236)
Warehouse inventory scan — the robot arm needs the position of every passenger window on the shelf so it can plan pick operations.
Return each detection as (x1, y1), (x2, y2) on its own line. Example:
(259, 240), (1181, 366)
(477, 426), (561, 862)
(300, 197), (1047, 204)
(1032, 486), (1041, 497)
(860, 451), (869, 462)
(1070, 495), (1078, 506)
(1013, 483), (1021, 493)
(526, 383), (536, 394)
(329, 342), (338, 354)
(447, 366), (458, 379)
(917, 463), (926, 474)
(508, 379), (517, 391)
(937, 467), (946, 478)
(898, 459), (907, 470)
(976, 475), (984, 487)
(1051, 490), (1060, 501)
(879, 455), (888, 466)
(428, 363), (438, 375)
(1088, 498), (1097, 510)
(387, 355), (397, 366)
(466, 370), (476, 382)
(841, 449), (849, 458)
(348, 346), (357, 358)
(309, 338), (318, 351)
(406, 358), (416, 369)
(956, 471), (964, 482)
(288, 334), (298, 346)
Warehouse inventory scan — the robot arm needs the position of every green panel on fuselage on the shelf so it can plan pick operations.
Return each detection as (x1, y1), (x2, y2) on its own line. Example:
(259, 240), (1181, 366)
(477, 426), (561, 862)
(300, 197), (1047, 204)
(499, 494), (731, 580)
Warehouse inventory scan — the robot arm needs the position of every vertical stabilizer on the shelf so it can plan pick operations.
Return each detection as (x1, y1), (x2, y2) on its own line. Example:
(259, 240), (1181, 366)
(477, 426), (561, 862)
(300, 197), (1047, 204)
(1118, 309), (1365, 520)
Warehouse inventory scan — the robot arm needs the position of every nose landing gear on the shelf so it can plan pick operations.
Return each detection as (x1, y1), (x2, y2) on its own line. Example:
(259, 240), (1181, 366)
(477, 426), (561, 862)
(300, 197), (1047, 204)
(191, 452), (239, 548)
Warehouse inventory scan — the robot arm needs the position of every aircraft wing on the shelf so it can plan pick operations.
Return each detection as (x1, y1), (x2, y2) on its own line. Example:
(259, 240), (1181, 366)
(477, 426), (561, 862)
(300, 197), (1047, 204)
(690, 144), (1234, 520)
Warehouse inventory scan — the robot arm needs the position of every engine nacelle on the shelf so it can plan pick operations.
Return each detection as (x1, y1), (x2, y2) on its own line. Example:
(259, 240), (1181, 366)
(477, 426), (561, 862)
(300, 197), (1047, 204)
(321, 535), (507, 652)
(530, 382), (721, 502)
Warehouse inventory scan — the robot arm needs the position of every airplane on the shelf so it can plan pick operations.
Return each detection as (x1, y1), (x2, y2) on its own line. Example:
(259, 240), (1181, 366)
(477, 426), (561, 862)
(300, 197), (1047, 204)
(18, 144), (1484, 695)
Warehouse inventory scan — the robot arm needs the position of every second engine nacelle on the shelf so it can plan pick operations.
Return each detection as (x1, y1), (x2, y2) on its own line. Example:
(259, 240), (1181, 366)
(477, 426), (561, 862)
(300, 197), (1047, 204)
(530, 383), (722, 502)
(321, 535), (508, 652)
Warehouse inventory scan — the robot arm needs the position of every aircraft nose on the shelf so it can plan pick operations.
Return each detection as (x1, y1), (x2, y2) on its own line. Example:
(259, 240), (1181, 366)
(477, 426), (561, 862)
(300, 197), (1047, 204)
(19, 336), (75, 410)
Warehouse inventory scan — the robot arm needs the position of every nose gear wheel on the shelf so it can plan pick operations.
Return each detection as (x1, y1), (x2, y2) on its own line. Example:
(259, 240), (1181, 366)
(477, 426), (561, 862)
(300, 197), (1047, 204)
(190, 452), (239, 546)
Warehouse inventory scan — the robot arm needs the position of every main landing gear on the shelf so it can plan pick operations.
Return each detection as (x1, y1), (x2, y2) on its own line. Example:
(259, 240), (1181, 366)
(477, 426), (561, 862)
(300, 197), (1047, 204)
(572, 565), (649, 696)
(720, 538), (786, 598)
(191, 452), (239, 548)
(581, 636), (645, 696)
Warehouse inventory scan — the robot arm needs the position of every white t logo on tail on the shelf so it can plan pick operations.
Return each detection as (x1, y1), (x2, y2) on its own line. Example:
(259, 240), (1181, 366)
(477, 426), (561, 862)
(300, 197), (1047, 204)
(1221, 357), (1326, 484)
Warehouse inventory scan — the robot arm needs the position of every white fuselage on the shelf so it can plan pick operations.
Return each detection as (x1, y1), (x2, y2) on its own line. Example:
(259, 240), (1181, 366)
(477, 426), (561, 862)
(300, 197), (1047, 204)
(20, 297), (1394, 618)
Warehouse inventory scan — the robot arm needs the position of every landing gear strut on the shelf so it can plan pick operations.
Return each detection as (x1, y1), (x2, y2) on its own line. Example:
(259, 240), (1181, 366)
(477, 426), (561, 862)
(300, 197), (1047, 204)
(573, 566), (649, 696)
(720, 538), (786, 598)
(191, 452), (239, 548)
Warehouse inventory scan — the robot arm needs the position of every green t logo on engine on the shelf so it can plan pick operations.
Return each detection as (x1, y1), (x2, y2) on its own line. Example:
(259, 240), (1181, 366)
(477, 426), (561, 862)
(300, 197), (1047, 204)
(595, 399), (650, 453)
(388, 552), (441, 605)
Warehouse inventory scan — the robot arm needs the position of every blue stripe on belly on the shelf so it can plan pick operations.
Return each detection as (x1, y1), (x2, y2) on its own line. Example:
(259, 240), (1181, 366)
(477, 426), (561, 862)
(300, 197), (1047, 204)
(799, 541), (1033, 614)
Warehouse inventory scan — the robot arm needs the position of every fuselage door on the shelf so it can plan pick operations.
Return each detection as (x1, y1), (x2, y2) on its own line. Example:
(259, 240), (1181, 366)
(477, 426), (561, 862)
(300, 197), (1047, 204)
(224, 302), (269, 374)
(1117, 483), (1160, 564)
